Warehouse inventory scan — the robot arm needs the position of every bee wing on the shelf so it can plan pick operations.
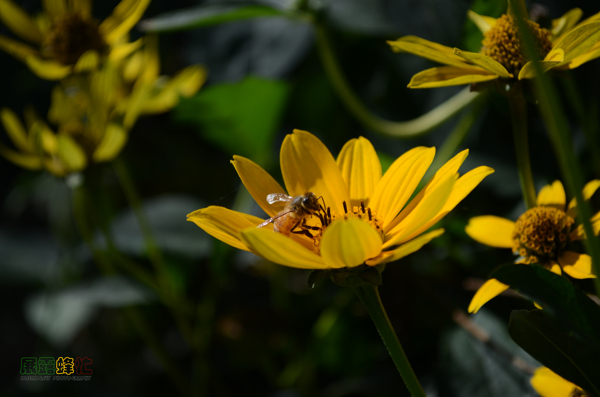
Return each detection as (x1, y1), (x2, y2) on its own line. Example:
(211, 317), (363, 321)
(257, 210), (294, 228)
(267, 193), (293, 204)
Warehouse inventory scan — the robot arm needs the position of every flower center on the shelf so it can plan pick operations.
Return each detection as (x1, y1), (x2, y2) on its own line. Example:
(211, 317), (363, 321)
(481, 14), (553, 76)
(43, 13), (106, 65)
(512, 206), (574, 264)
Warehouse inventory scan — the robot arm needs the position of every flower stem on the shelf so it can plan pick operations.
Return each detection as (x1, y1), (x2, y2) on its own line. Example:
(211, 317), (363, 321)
(508, 91), (537, 209)
(314, 21), (480, 138)
(353, 285), (426, 397)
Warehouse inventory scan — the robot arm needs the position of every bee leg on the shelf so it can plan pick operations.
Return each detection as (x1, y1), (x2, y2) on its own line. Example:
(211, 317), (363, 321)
(292, 218), (320, 239)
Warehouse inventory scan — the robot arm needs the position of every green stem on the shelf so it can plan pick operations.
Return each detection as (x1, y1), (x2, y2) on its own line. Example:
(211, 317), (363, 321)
(508, 91), (537, 209)
(510, 0), (600, 296)
(314, 21), (480, 138)
(353, 285), (426, 397)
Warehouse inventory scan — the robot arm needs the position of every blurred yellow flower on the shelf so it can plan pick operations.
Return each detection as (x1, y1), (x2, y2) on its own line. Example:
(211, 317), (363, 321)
(387, 8), (600, 88)
(466, 180), (599, 313)
(188, 130), (493, 270)
(531, 367), (588, 397)
(0, 0), (150, 79)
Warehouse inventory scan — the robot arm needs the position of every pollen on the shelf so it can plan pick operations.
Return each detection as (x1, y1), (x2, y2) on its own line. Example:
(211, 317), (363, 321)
(43, 13), (106, 65)
(512, 206), (574, 264)
(481, 14), (553, 76)
(334, 201), (385, 237)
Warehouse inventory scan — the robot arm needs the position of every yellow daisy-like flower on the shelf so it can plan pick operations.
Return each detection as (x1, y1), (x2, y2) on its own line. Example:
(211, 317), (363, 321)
(531, 367), (589, 397)
(466, 180), (600, 313)
(188, 130), (493, 271)
(0, 0), (150, 80)
(387, 8), (600, 88)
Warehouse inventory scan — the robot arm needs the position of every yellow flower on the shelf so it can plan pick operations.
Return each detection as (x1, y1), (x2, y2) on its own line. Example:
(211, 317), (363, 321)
(531, 367), (589, 397)
(188, 130), (493, 270)
(466, 180), (600, 313)
(0, 0), (150, 79)
(387, 8), (600, 88)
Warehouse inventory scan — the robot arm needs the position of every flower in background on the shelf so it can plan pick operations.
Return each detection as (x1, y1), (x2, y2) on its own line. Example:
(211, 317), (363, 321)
(387, 8), (600, 88)
(0, 0), (150, 79)
(466, 180), (599, 313)
(531, 367), (589, 397)
(188, 130), (493, 270)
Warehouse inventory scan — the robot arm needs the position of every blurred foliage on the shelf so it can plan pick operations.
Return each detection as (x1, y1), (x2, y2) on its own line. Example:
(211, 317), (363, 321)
(1, 0), (600, 396)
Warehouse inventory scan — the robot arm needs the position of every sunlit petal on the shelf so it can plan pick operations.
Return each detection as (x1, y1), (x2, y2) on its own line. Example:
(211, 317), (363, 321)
(0, 0), (43, 43)
(552, 21), (600, 64)
(518, 48), (564, 79)
(240, 227), (326, 269)
(466, 216), (515, 248)
(73, 50), (99, 72)
(367, 228), (444, 266)
(387, 36), (468, 67)
(467, 10), (496, 34)
(567, 179), (600, 219)
(562, 41), (600, 69)
(336, 136), (381, 206)
(537, 180), (566, 210)
(531, 367), (581, 397)
(408, 66), (498, 89)
(558, 251), (596, 279)
(551, 8), (583, 39)
(109, 37), (144, 61)
(454, 48), (512, 78)
(25, 55), (72, 80)
(281, 129), (350, 216)
(320, 219), (382, 269)
(468, 278), (510, 313)
(547, 261), (562, 275)
(100, 0), (151, 45)
(93, 123), (127, 162)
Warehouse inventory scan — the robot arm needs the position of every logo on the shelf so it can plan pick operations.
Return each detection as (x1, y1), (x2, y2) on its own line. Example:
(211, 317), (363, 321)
(20, 357), (92, 381)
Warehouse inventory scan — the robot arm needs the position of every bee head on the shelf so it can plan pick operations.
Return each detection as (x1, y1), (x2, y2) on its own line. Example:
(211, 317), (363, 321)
(301, 192), (320, 212)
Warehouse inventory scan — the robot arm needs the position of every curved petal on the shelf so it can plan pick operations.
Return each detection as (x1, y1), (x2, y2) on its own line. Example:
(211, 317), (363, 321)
(281, 130), (350, 216)
(562, 41), (600, 69)
(558, 251), (596, 279)
(468, 278), (510, 313)
(231, 155), (286, 218)
(24, 55), (71, 80)
(0, 142), (42, 169)
(42, 0), (67, 21)
(367, 228), (444, 266)
(552, 21), (600, 64)
(0, 0), (43, 43)
(408, 66), (499, 89)
(454, 48), (512, 78)
(109, 37), (144, 61)
(575, 10), (600, 28)
(100, 0), (151, 45)
(0, 108), (31, 152)
(239, 227), (325, 269)
(398, 165), (495, 243)
(56, 134), (87, 172)
(466, 216), (515, 248)
(530, 367), (579, 397)
(551, 8), (583, 39)
(537, 180), (566, 210)
(547, 261), (562, 275)
(567, 179), (600, 219)
(0, 34), (38, 60)
(467, 10), (496, 34)
(336, 136), (381, 206)
(370, 146), (435, 228)
(518, 48), (564, 79)
(187, 206), (263, 251)
(73, 50), (99, 72)
(320, 219), (382, 269)
(93, 123), (128, 162)
(387, 36), (468, 67)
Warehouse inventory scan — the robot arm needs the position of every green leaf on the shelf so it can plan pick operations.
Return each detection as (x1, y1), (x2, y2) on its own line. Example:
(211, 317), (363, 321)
(492, 264), (600, 349)
(139, 4), (287, 32)
(174, 76), (290, 166)
(509, 310), (600, 395)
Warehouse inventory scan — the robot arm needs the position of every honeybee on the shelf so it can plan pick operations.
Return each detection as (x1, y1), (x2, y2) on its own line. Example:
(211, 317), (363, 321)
(257, 192), (327, 237)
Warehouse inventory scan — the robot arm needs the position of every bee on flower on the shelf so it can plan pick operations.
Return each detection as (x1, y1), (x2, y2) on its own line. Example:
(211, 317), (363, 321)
(465, 180), (599, 313)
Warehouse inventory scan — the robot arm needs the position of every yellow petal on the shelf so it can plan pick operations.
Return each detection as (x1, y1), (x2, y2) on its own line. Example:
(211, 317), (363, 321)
(537, 180), (566, 210)
(0, 142), (42, 169)
(336, 137), (382, 206)
(231, 155), (286, 218)
(400, 165), (495, 243)
(387, 36), (468, 67)
(563, 41), (600, 69)
(109, 37), (144, 61)
(547, 261), (562, 275)
(280, 129), (350, 217)
(367, 228), (444, 266)
(57, 134), (87, 172)
(187, 206), (263, 251)
(370, 147), (434, 227)
(123, 49), (144, 81)
(24, 55), (72, 80)
(31, 121), (58, 154)
(558, 251), (596, 279)
(0, 108), (31, 152)
(467, 10), (496, 34)
(73, 50), (99, 72)
(454, 48), (512, 78)
(70, 0), (92, 18)
(239, 227), (326, 269)
(169, 65), (207, 98)
(567, 179), (600, 219)
(570, 224), (585, 241)
(531, 367), (581, 397)
(408, 66), (499, 89)
(551, 8), (583, 39)
(576, 10), (600, 27)
(320, 219), (382, 269)
(468, 278), (510, 313)
(0, 0), (43, 43)
(93, 123), (128, 162)
(552, 21), (600, 64)
(100, 0), (151, 45)
(42, 0), (67, 21)
(0, 34), (38, 60)
(518, 48), (565, 79)
(466, 216), (515, 248)
(383, 174), (456, 249)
